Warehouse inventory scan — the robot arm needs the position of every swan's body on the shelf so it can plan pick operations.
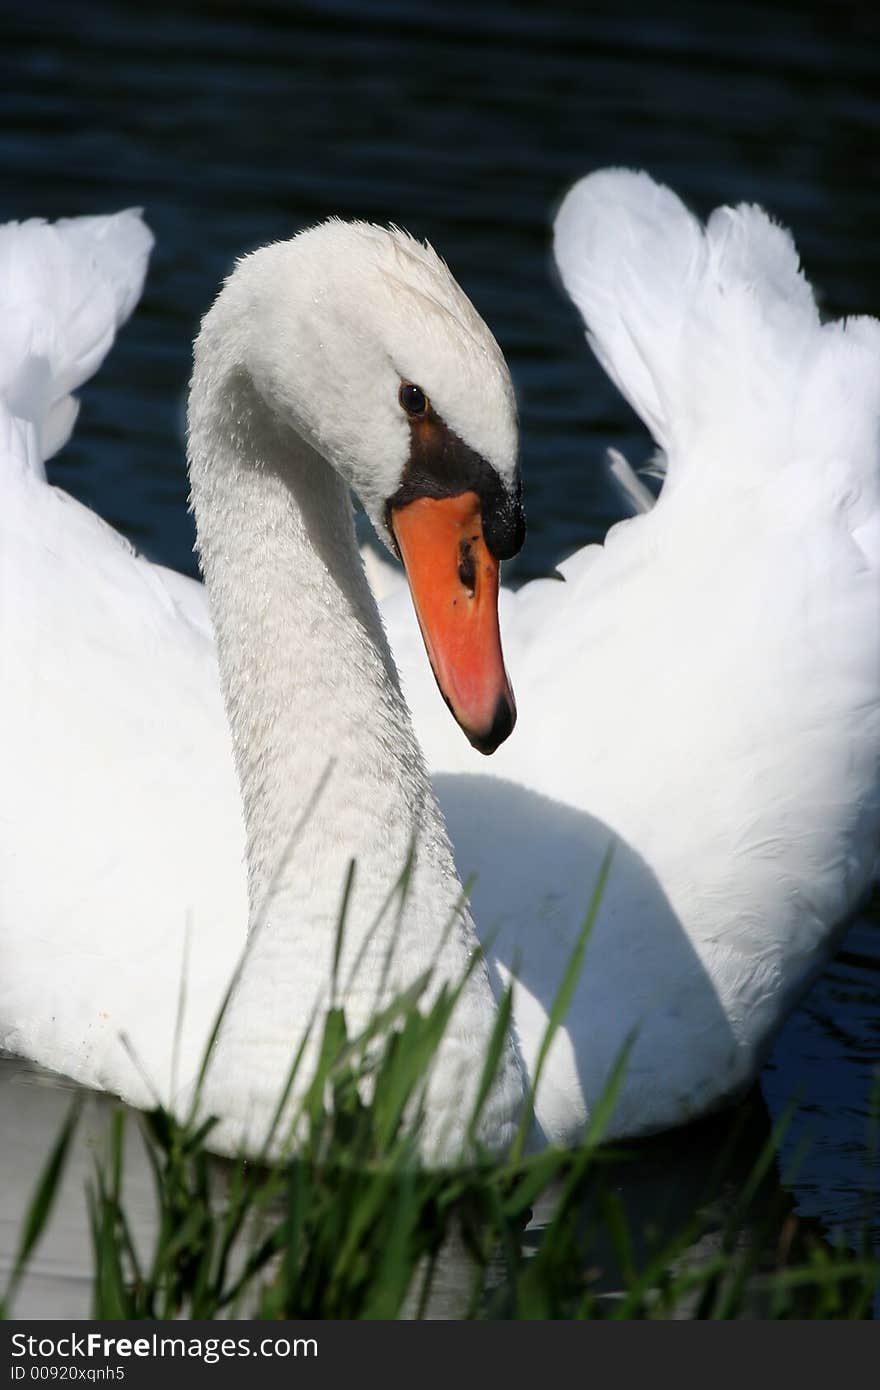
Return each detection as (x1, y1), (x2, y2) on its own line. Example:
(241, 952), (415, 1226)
(386, 174), (880, 1137)
(1, 213), (247, 1111)
(1, 173), (877, 1152)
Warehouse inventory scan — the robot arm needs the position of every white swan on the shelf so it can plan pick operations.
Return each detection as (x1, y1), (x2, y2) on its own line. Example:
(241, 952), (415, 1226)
(389, 172), (880, 1141)
(1, 207), (528, 1160)
(1, 171), (877, 1156)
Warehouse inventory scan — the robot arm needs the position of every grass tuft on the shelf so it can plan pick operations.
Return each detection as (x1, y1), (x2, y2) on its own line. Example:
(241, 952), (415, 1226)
(3, 862), (877, 1320)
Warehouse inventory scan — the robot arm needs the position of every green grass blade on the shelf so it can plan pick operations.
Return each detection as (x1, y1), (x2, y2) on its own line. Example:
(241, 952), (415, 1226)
(1, 1096), (80, 1313)
(511, 844), (614, 1160)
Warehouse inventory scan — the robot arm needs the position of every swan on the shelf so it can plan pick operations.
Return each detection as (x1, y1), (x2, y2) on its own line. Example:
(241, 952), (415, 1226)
(1, 205), (531, 1160)
(388, 172), (880, 1140)
(1, 171), (878, 1155)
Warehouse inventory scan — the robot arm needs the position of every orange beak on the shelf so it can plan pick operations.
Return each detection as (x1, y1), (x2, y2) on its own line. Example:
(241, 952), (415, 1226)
(390, 491), (516, 755)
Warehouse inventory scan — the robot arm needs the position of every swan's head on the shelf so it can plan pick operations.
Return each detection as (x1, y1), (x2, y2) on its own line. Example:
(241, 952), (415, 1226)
(230, 219), (525, 753)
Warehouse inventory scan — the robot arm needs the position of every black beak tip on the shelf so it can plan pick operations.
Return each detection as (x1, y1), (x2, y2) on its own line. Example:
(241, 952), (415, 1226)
(466, 692), (517, 756)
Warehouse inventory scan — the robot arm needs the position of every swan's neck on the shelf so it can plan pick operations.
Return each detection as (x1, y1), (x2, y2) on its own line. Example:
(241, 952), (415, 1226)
(190, 369), (425, 927)
(187, 296), (523, 1155)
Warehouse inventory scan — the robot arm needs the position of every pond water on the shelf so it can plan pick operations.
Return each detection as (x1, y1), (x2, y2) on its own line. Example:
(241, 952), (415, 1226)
(1, 0), (877, 1316)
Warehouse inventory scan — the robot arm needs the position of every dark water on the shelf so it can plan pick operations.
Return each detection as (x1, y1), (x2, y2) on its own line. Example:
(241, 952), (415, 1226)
(1, 0), (878, 1312)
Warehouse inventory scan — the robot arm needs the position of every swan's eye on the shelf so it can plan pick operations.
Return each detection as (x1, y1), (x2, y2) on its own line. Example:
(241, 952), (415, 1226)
(399, 383), (429, 416)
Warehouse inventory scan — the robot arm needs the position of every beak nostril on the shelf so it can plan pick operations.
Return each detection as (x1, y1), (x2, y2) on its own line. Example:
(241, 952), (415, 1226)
(457, 539), (477, 592)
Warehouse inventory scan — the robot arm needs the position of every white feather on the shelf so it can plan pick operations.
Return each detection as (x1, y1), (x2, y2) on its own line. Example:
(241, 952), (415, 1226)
(0, 211), (152, 477)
